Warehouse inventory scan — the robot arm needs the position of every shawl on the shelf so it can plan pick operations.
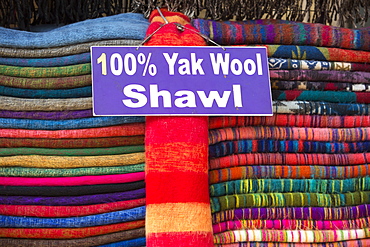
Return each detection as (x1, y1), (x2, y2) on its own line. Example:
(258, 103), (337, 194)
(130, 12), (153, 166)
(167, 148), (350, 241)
(0, 206), (145, 228)
(272, 90), (370, 104)
(211, 191), (370, 212)
(0, 53), (90, 67)
(0, 220), (145, 238)
(0, 63), (90, 78)
(191, 19), (370, 51)
(212, 217), (370, 232)
(0, 74), (91, 89)
(0, 181), (145, 196)
(97, 237), (146, 247)
(0, 122), (145, 138)
(270, 80), (370, 92)
(0, 96), (92, 111)
(0, 85), (91, 99)
(0, 227), (145, 247)
(0, 198), (146, 217)
(0, 146), (144, 157)
(0, 172), (145, 186)
(0, 116), (145, 130)
(214, 239), (370, 247)
(0, 164), (145, 177)
(209, 164), (370, 182)
(0, 188), (145, 206)
(0, 109), (93, 120)
(0, 39), (141, 58)
(213, 228), (370, 243)
(0, 136), (144, 148)
(209, 126), (370, 144)
(273, 101), (370, 115)
(212, 204), (370, 222)
(209, 115), (370, 129)
(268, 58), (370, 72)
(270, 70), (370, 84)
(0, 13), (148, 48)
(209, 152), (370, 169)
(0, 152), (145, 168)
(210, 177), (370, 195)
(209, 140), (370, 157)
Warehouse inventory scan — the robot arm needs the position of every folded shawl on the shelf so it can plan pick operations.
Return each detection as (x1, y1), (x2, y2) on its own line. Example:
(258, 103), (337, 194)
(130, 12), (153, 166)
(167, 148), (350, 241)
(0, 206), (146, 228)
(215, 239), (370, 247)
(0, 220), (145, 238)
(191, 19), (370, 51)
(0, 109), (93, 120)
(0, 188), (145, 205)
(0, 152), (145, 167)
(0, 85), (92, 98)
(96, 237), (146, 247)
(0, 227), (145, 247)
(0, 53), (90, 67)
(0, 13), (148, 48)
(271, 80), (370, 92)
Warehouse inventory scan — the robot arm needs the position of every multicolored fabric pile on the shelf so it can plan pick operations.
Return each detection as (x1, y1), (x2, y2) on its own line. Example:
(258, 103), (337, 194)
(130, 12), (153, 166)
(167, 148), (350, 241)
(0, 13), (149, 247)
(192, 19), (370, 246)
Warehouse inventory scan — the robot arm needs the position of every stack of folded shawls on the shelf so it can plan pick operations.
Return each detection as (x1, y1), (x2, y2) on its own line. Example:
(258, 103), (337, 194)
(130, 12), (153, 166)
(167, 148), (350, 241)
(0, 13), (149, 247)
(192, 19), (370, 246)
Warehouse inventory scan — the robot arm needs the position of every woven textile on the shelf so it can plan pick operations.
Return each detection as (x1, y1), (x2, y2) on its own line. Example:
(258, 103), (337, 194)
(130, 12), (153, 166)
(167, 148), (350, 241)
(212, 205), (370, 222)
(0, 206), (145, 228)
(1, 181), (145, 196)
(0, 146), (144, 157)
(0, 85), (91, 98)
(0, 220), (145, 238)
(0, 164), (145, 177)
(143, 9), (213, 247)
(268, 58), (370, 72)
(97, 237), (146, 247)
(0, 13), (148, 48)
(0, 63), (90, 78)
(0, 227), (145, 247)
(0, 74), (91, 89)
(215, 240), (370, 247)
(0, 198), (146, 217)
(0, 39), (141, 58)
(0, 188), (145, 205)
(0, 122), (145, 138)
(191, 19), (370, 51)
(0, 109), (93, 120)
(0, 53), (90, 67)
(270, 80), (370, 92)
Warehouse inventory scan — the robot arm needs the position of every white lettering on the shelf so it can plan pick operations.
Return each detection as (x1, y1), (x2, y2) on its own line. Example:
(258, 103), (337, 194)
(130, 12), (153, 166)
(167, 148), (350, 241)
(197, 90), (231, 108)
(243, 59), (256, 75)
(191, 53), (205, 75)
(163, 53), (179, 75)
(122, 84), (147, 108)
(233, 84), (243, 107)
(209, 53), (230, 75)
(178, 58), (191, 75)
(149, 84), (172, 108)
(174, 90), (196, 107)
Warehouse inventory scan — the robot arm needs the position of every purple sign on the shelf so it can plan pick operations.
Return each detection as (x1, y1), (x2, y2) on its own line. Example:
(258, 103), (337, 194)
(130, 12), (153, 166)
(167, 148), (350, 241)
(91, 46), (272, 116)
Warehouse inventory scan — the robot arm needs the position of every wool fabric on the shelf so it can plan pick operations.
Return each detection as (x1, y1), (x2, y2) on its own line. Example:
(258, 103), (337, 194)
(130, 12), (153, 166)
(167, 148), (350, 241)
(0, 109), (93, 120)
(0, 74), (91, 89)
(0, 85), (92, 98)
(0, 164), (145, 177)
(0, 206), (145, 228)
(0, 147), (144, 157)
(0, 63), (90, 78)
(0, 122), (145, 138)
(0, 188), (145, 206)
(0, 172), (144, 186)
(215, 239), (370, 247)
(0, 116), (144, 130)
(0, 220), (145, 238)
(0, 198), (146, 217)
(270, 80), (370, 92)
(0, 227), (145, 247)
(0, 13), (148, 48)
(209, 126), (370, 144)
(96, 237), (146, 247)
(144, 9), (213, 247)
(0, 39), (141, 58)
(0, 181), (145, 196)
(212, 204), (370, 222)
(213, 228), (370, 243)
(0, 53), (90, 67)
(191, 19), (370, 51)
(209, 115), (370, 129)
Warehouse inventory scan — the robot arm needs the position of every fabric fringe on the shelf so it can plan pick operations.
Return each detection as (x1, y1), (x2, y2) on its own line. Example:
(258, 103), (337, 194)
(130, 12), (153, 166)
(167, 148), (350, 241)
(1, 0), (369, 30)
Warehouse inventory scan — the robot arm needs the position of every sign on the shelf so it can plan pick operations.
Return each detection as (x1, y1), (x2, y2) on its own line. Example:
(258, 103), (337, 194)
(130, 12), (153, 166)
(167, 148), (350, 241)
(91, 46), (272, 116)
